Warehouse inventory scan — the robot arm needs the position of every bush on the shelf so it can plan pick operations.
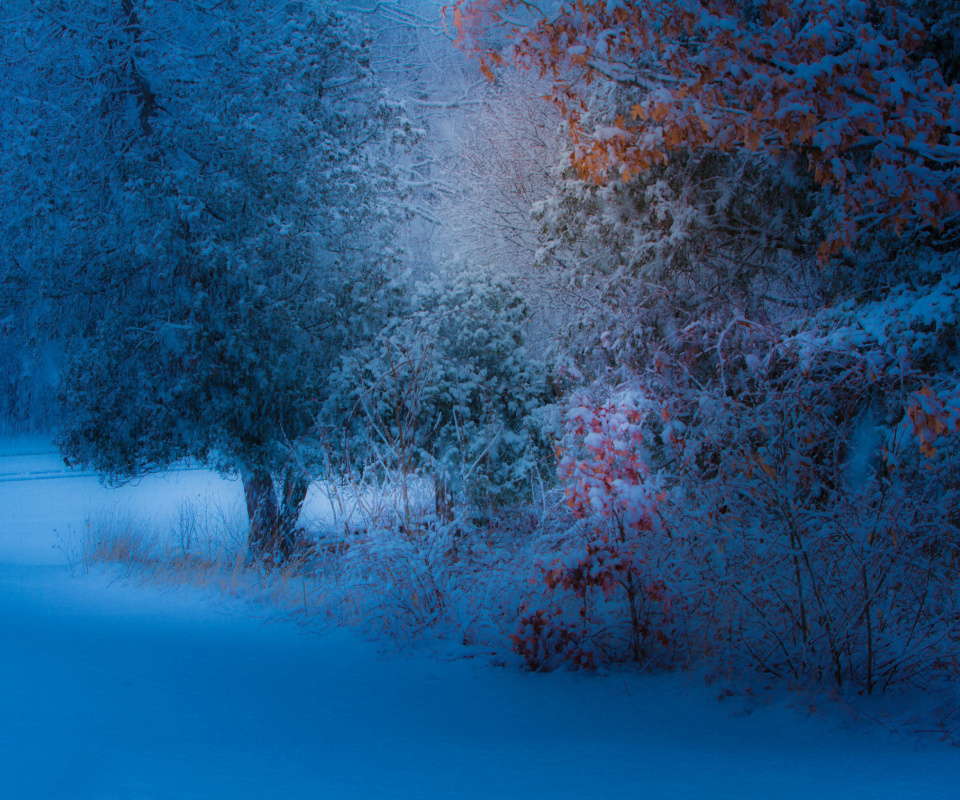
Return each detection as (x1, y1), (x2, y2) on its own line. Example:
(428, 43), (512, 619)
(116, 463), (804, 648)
(512, 389), (688, 670)
(644, 264), (960, 692)
(72, 510), (159, 575)
(324, 271), (556, 523)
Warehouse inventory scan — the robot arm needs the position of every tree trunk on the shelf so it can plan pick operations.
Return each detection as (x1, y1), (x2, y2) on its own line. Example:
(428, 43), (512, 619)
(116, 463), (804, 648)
(278, 467), (309, 553)
(434, 473), (453, 523)
(121, 0), (158, 135)
(241, 465), (310, 563)
(242, 467), (279, 561)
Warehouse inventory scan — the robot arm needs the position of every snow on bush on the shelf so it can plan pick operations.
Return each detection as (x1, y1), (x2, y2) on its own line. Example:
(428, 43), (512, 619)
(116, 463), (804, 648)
(642, 265), (960, 693)
(324, 271), (555, 524)
(508, 258), (960, 688)
(512, 389), (679, 669)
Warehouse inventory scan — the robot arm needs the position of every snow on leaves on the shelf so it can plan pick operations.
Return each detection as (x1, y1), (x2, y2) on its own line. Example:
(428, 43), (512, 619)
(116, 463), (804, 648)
(452, 0), (960, 257)
(907, 385), (960, 458)
(325, 272), (554, 518)
(558, 389), (656, 532)
(512, 388), (676, 670)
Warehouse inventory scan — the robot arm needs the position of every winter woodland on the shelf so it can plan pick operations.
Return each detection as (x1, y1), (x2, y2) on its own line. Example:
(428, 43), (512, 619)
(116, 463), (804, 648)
(1, 0), (960, 712)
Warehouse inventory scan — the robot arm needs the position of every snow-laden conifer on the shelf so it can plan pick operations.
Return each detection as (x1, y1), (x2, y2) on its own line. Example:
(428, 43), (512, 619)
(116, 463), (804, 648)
(325, 271), (555, 525)
(1, 0), (413, 560)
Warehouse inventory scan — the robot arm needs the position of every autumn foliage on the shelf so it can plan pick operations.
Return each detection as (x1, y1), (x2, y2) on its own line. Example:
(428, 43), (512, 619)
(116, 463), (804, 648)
(451, 0), (960, 257)
(512, 391), (677, 669)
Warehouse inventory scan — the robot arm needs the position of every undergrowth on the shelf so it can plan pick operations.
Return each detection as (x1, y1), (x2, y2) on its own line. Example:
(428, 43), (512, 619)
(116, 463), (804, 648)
(69, 477), (960, 744)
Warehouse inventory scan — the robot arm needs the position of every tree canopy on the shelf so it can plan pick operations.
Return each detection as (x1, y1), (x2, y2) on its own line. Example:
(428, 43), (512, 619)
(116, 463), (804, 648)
(2, 0), (413, 558)
(452, 0), (960, 257)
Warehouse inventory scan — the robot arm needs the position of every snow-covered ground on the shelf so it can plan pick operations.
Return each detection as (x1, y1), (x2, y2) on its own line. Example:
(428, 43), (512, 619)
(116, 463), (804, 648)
(0, 438), (958, 799)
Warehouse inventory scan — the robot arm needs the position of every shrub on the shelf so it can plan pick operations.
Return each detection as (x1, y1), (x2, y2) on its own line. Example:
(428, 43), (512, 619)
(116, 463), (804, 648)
(512, 388), (686, 669)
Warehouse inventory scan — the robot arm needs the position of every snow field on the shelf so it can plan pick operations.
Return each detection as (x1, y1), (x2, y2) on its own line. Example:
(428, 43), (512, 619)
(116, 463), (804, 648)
(0, 439), (958, 798)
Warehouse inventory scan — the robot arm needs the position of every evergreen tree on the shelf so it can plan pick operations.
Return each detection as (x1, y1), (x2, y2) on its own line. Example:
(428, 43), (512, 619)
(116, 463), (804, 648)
(325, 272), (555, 523)
(2, 0), (412, 559)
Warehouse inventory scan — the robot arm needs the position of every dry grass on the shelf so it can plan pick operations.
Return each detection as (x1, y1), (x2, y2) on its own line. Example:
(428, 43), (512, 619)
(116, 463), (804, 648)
(67, 496), (344, 627)
(64, 472), (550, 657)
(71, 510), (159, 574)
